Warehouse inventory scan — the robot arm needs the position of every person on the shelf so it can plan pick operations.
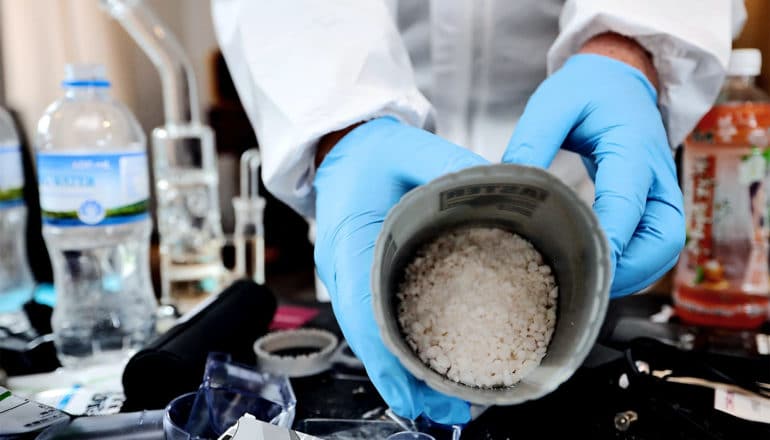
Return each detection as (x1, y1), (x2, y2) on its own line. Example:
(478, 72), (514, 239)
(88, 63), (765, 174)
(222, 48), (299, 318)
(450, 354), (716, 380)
(212, 0), (747, 424)
(743, 180), (769, 292)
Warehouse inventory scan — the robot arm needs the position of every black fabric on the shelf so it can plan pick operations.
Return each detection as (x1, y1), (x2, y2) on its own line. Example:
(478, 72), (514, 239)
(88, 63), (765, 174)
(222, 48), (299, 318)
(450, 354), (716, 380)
(23, 300), (53, 335)
(0, 301), (59, 376)
(121, 280), (276, 412)
(8, 109), (53, 284)
(0, 337), (60, 376)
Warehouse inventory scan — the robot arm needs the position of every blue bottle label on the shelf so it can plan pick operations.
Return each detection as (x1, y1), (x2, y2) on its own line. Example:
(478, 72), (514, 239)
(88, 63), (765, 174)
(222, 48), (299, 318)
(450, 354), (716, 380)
(0, 145), (24, 208)
(37, 151), (150, 227)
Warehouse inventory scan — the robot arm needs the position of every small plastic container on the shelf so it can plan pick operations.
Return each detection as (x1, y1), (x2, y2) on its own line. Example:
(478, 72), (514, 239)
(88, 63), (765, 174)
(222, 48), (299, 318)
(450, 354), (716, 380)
(372, 164), (611, 406)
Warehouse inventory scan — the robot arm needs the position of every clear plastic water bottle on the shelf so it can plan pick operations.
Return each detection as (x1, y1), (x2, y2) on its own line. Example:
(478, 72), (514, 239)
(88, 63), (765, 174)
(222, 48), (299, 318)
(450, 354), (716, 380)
(35, 64), (157, 366)
(0, 106), (34, 306)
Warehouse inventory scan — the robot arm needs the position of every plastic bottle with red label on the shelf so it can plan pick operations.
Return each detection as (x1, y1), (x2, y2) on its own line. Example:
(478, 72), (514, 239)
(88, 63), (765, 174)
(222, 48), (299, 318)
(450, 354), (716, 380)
(674, 49), (770, 328)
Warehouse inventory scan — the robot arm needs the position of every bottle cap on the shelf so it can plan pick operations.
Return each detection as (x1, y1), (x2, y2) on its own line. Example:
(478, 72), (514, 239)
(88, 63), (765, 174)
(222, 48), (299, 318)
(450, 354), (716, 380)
(62, 64), (111, 88)
(728, 48), (762, 77)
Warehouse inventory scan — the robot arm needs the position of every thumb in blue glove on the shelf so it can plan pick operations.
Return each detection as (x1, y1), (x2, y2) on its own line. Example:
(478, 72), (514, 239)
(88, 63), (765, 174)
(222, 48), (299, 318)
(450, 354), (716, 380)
(313, 117), (489, 424)
(503, 54), (685, 296)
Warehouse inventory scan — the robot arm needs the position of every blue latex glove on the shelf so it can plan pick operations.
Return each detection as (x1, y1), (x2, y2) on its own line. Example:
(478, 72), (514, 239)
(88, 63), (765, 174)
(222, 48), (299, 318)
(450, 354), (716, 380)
(503, 54), (685, 296)
(313, 117), (488, 424)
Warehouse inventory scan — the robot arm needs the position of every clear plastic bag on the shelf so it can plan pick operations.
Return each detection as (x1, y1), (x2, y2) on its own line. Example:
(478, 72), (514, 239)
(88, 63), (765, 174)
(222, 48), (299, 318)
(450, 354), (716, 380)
(164, 353), (296, 439)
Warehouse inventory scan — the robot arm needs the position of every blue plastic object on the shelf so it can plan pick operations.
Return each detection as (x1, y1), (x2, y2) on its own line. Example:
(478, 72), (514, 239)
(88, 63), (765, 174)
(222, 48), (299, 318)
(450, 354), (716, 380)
(33, 284), (56, 308)
(0, 286), (33, 314)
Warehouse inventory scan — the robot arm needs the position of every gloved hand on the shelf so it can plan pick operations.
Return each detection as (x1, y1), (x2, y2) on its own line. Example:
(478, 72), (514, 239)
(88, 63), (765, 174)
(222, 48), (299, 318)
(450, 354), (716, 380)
(313, 117), (488, 424)
(503, 54), (685, 296)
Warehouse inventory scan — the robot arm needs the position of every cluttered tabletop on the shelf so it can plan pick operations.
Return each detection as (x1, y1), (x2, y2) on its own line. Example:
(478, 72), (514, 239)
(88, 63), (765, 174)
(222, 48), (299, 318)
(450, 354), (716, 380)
(1, 272), (769, 439)
(2, 2), (770, 439)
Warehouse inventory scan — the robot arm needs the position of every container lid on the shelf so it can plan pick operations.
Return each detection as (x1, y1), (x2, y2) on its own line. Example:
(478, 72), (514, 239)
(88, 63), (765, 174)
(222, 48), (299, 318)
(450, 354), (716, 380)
(728, 49), (762, 76)
(62, 63), (111, 88)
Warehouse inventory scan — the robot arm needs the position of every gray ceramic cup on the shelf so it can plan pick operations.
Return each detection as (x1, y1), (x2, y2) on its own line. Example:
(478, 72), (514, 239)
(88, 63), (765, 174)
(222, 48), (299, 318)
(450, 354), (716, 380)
(371, 164), (612, 405)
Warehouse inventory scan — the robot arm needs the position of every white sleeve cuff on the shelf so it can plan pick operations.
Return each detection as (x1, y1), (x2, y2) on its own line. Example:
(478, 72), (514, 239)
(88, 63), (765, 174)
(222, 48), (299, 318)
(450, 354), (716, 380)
(259, 89), (433, 218)
(213, 0), (432, 218)
(548, 0), (740, 148)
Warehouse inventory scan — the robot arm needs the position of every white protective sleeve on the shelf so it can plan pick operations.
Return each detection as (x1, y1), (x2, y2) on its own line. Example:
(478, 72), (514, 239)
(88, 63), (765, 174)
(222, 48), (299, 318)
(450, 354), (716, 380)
(550, 0), (747, 149)
(211, 0), (431, 217)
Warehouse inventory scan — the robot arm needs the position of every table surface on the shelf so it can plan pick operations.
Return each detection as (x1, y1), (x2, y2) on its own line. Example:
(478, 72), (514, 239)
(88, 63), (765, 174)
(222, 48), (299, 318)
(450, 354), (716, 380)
(2, 288), (769, 439)
(290, 294), (770, 439)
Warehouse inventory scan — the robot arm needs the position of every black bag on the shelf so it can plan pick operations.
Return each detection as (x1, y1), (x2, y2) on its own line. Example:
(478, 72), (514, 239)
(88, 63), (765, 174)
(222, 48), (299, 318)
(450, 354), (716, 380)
(121, 280), (277, 411)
